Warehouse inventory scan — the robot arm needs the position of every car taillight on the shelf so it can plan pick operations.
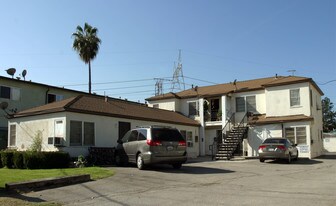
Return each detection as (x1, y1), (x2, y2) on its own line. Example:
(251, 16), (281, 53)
(258, 145), (266, 151)
(146, 139), (162, 146)
(277, 145), (286, 151)
(178, 141), (186, 147)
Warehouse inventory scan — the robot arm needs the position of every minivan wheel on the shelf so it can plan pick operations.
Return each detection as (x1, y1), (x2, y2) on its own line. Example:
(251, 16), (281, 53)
(137, 154), (145, 170)
(115, 154), (123, 166)
(172, 163), (182, 169)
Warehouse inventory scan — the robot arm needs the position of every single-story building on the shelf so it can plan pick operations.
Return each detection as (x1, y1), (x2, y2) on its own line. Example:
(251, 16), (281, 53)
(7, 95), (200, 158)
(323, 132), (336, 153)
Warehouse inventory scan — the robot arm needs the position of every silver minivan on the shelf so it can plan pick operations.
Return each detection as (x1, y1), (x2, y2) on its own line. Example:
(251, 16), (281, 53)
(115, 126), (187, 170)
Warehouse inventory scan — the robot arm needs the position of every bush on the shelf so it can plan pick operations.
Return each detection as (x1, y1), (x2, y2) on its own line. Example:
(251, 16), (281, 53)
(0, 150), (14, 168)
(13, 151), (24, 169)
(0, 152), (3, 168)
(24, 151), (70, 169)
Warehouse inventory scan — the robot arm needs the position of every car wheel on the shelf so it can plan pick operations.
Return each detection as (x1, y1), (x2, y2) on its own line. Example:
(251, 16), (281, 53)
(115, 154), (123, 166)
(294, 151), (299, 161)
(259, 158), (265, 163)
(287, 153), (292, 164)
(137, 154), (145, 170)
(172, 163), (182, 169)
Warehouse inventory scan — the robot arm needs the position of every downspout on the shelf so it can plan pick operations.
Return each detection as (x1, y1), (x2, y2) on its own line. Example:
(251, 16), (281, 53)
(45, 87), (50, 104)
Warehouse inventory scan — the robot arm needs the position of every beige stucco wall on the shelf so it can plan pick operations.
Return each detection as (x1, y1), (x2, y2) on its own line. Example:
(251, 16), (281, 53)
(147, 99), (179, 112)
(265, 82), (311, 117)
(0, 78), (83, 129)
(9, 112), (200, 158)
(323, 136), (336, 152)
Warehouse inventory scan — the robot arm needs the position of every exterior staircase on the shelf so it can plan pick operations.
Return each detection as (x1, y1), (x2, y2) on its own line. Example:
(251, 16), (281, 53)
(215, 126), (248, 160)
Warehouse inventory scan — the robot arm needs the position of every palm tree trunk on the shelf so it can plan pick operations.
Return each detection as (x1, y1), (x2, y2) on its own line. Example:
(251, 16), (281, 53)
(88, 60), (92, 94)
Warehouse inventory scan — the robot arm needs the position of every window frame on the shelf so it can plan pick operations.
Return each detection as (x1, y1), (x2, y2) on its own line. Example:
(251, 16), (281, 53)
(284, 126), (307, 145)
(0, 85), (20, 101)
(188, 101), (199, 116)
(235, 95), (256, 113)
(69, 120), (95, 146)
(290, 89), (301, 107)
(47, 93), (64, 103)
(9, 124), (16, 147)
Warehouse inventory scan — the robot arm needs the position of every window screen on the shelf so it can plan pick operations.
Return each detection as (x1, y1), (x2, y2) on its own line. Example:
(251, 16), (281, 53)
(70, 121), (82, 146)
(285, 128), (295, 144)
(296, 127), (306, 144)
(236, 97), (245, 112)
(84, 122), (95, 146)
(188, 101), (199, 116)
(246, 96), (256, 112)
(9, 124), (16, 146)
(290, 89), (300, 107)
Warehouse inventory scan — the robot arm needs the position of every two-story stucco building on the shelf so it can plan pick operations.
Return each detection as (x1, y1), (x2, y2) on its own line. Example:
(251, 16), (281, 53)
(146, 75), (324, 159)
(0, 75), (86, 149)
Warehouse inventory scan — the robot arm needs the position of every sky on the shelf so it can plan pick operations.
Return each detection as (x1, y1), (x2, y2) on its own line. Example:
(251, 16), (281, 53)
(0, 0), (335, 104)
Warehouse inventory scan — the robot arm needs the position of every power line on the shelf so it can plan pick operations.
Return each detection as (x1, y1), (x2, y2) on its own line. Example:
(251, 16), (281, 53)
(318, 80), (336, 85)
(184, 76), (218, 85)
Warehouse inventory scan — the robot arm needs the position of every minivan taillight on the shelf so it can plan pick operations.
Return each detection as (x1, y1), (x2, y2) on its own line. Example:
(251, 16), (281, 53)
(146, 139), (162, 146)
(178, 141), (186, 147)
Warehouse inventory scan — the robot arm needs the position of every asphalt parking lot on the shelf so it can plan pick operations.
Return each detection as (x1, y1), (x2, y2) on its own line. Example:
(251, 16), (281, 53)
(16, 156), (336, 206)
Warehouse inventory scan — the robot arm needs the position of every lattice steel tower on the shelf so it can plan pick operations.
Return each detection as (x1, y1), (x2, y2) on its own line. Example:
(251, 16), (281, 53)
(171, 49), (185, 92)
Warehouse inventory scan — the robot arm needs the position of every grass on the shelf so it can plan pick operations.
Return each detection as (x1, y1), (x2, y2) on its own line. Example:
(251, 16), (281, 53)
(0, 167), (115, 189)
(0, 167), (115, 206)
(0, 197), (61, 206)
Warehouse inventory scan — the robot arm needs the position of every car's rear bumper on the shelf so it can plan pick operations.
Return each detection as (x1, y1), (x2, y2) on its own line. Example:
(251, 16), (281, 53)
(142, 152), (187, 165)
(259, 151), (289, 160)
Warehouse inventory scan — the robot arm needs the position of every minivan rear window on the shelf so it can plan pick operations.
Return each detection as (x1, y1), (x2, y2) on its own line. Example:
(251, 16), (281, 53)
(151, 128), (184, 141)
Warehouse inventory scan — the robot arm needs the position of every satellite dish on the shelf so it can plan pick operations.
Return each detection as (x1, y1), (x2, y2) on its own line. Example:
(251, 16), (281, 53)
(6, 68), (16, 78)
(22, 69), (27, 80)
(0, 102), (8, 110)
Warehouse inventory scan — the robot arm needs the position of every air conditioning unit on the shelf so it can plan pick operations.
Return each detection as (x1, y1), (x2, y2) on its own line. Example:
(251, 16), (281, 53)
(54, 137), (63, 146)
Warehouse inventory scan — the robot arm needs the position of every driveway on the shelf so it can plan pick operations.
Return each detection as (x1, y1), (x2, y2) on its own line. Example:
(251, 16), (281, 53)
(17, 157), (336, 206)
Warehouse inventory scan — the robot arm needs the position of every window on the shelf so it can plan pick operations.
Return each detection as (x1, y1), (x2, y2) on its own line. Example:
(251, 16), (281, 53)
(246, 96), (256, 112)
(188, 101), (199, 116)
(236, 97), (245, 112)
(180, 130), (186, 140)
(70, 121), (95, 146)
(54, 120), (64, 137)
(138, 129), (147, 141)
(285, 126), (306, 145)
(236, 96), (256, 112)
(186, 131), (193, 147)
(47, 94), (64, 103)
(9, 124), (16, 146)
(290, 89), (300, 107)
(70, 121), (82, 146)
(128, 130), (138, 142)
(0, 86), (20, 100)
(84, 122), (95, 146)
(153, 104), (159, 109)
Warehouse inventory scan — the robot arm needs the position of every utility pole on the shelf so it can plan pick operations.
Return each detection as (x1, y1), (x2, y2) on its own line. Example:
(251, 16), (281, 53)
(154, 78), (164, 96)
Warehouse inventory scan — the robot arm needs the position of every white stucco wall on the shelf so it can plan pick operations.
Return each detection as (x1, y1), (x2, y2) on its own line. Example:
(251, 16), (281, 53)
(323, 136), (336, 152)
(265, 82), (311, 117)
(9, 112), (200, 158)
(147, 99), (179, 112)
(8, 113), (66, 152)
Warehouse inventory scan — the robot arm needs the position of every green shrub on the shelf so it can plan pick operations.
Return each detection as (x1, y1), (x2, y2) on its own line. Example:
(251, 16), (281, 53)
(0, 150), (14, 168)
(23, 151), (70, 169)
(0, 152), (3, 168)
(13, 151), (24, 169)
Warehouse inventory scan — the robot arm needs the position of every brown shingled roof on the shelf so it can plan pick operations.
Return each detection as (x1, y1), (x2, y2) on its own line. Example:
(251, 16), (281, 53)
(12, 95), (200, 127)
(146, 76), (324, 101)
(248, 114), (314, 125)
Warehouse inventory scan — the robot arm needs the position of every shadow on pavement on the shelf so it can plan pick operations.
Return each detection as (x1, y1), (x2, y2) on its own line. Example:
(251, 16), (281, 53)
(0, 189), (45, 203)
(142, 164), (235, 174)
(266, 158), (323, 165)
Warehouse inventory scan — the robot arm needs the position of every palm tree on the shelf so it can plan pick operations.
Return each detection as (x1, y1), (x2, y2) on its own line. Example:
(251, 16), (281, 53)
(72, 23), (101, 94)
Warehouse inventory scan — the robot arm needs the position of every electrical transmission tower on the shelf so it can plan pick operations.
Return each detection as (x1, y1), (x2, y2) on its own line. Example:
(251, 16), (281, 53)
(171, 49), (185, 92)
(154, 78), (164, 96)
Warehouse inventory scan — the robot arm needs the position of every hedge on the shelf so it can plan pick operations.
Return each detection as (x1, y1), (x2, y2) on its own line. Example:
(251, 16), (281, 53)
(0, 150), (14, 168)
(0, 151), (70, 169)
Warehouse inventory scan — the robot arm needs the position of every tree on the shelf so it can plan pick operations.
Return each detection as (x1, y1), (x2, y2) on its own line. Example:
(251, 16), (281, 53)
(322, 97), (336, 132)
(72, 23), (101, 94)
